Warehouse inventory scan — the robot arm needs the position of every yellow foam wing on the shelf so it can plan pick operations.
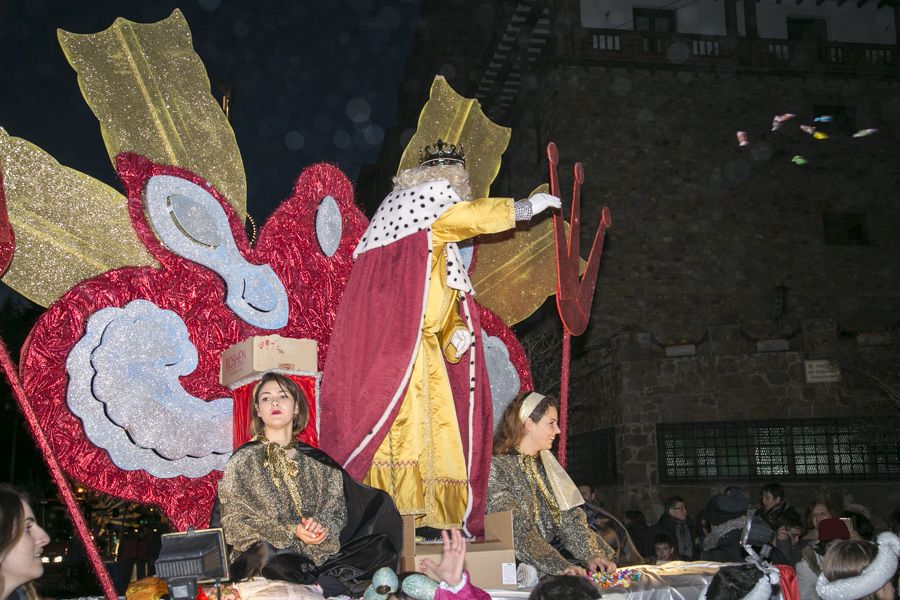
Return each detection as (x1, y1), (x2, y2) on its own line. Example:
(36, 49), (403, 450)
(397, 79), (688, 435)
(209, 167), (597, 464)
(0, 128), (156, 307)
(58, 9), (246, 218)
(471, 185), (586, 326)
(397, 76), (510, 200)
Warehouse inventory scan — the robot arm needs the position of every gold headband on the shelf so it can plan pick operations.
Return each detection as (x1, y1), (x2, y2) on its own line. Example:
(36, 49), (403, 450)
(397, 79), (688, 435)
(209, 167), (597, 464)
(518, 392), (544, 423)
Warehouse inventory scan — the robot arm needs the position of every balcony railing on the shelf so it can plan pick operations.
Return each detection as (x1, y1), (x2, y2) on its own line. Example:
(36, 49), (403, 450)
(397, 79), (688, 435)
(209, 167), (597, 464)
(566, 28), (898, 77)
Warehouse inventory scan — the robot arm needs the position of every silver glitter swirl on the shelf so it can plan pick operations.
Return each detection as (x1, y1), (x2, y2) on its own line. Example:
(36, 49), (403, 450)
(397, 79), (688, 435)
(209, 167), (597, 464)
(145, 175), (288, 330)
(66, 299), (231, 477)
(315, 194), (342, 257)
(482, 331), (522, 428)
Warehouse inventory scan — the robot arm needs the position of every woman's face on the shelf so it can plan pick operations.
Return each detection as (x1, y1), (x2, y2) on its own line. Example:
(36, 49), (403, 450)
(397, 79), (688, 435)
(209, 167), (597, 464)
(255, 380), (298, 431)
(524, 405), (561, 452)
(811, 503), (832, 530)
(1, 501), (49, 592)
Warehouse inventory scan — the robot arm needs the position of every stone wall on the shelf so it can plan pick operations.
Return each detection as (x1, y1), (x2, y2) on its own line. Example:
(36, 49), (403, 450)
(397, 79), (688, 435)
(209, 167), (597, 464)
(566, 321), (900, 526)
(500, 65), (900, 346)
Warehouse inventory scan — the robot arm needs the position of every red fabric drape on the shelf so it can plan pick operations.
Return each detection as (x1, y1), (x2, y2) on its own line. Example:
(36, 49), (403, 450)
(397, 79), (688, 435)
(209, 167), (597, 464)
(231, 373), (320, 449)
(776, 564), (799, 600)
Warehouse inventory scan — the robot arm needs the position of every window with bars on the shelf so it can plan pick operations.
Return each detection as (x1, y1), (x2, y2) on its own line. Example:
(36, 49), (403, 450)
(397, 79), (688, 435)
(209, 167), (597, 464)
(657, 419), (900, 482)
(567, 428), (618, 486)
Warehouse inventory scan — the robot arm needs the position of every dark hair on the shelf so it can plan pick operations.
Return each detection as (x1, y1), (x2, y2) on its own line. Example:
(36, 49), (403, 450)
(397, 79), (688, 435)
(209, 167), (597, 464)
(664, 496), (685, 511)
(250, 372), (309, 438)
(653, 533), (674, 547)
(779, 511), (803, 530)
(625, 510), (646, 524)
(760, 483), (785, 501)
(528, 575), (600, 600)
(889, 509), (900, 535)
(0, 484), (40, 600)
(843, 511), (874, 541)
(493, 392), (559, 455)
(705, 565), (773, 600)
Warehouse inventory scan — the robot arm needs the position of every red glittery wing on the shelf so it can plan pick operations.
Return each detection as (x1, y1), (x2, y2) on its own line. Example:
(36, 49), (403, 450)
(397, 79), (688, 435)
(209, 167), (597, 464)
(253, 163), (368, 360)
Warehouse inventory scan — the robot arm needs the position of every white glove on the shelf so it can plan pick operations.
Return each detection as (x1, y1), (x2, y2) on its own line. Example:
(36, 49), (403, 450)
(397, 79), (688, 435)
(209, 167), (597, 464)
(449, 329), (473, 358)
(528, 193), (562, 216)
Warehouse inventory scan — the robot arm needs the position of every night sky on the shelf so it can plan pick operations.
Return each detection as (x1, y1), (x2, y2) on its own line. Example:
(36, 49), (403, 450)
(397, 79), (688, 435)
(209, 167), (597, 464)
(0, 0), (421, 222)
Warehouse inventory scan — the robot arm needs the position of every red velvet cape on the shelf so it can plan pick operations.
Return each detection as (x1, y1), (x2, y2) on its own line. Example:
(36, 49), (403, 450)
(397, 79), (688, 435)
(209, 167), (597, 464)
(319, 229), (493, 536)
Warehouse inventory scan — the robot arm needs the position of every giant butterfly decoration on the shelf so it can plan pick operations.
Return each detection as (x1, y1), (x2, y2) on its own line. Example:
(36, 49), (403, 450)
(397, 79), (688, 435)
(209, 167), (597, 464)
(0, 10), (537, 532)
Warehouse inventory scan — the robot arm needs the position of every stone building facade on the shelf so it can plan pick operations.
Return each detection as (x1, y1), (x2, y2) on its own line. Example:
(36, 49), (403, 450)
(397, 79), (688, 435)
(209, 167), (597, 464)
(360, 0), (900, 526)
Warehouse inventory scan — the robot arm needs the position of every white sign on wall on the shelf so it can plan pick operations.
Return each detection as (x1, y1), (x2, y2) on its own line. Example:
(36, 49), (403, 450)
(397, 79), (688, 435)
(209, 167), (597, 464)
(805, 360), (841, 383)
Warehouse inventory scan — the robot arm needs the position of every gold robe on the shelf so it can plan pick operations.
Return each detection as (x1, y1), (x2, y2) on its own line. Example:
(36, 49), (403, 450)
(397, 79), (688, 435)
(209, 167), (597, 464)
(365, 197), (514, 529)
(487, 453), (615, 575)
(218, 441), (347, 566)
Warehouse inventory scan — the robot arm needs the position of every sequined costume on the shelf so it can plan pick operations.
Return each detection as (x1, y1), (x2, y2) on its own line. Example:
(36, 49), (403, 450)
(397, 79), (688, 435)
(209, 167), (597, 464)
(321, 178), (530, 535)
(217, 437), (402, 597)
(487, 452), (615, 575)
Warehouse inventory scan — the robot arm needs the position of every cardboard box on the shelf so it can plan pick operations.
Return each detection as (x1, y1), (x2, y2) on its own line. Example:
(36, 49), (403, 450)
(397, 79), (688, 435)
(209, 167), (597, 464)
(401, 511), (518, 590)
(219, 335), (318, 387)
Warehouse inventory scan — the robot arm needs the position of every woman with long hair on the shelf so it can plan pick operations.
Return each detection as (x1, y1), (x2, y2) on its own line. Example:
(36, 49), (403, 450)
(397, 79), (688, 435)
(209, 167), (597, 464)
(0, 485), (50, 600)
(217, 372), (402, 597)
(487, 392), (616, 579)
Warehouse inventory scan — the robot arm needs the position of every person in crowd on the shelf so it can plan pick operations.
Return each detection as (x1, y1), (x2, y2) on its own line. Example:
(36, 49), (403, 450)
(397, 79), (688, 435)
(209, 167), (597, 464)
(816, 533), (899, 600)
(320, 141), (561, 536)
(699, 487), (749, 563)
(888, 510), (900, 536)
(843, 512), (873, 542)
(653, 496), (700, 560)
(567, 490), (643, 565)
(652, 534), (678, 564)
(775, 512), (805, 566)
(759, 483), (802, 532)
(578, 485), (604, 525)
(217, 372), (403, 598)
(527, 575), (600, 600)
(702, 563), (780, 600)
(796, 517), (851, 600)
(487, 392), (616, 578)
(0, 484), (50, 600)
(804, 495), (843, 544)
(624, 510), (651, 558)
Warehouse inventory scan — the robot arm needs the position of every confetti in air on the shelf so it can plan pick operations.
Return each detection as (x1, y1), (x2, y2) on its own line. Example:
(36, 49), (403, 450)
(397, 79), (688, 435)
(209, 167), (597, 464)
(737, 112), (878, 167)
(771, 113), (796, 131)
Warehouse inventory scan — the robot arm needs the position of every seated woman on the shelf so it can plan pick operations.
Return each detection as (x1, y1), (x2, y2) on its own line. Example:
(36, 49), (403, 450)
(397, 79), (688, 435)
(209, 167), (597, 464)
(1, 484), (50, 600)
(487, 392), (617, 579)
(218, 372), (402, 598)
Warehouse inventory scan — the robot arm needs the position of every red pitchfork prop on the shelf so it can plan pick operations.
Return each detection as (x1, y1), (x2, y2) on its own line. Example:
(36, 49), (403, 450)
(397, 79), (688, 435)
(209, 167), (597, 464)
(548, 142), (612, 467)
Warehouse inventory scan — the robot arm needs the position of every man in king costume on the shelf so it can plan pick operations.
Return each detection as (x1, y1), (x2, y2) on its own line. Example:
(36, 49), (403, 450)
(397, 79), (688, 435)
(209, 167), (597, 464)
(321, 140), (559, 535)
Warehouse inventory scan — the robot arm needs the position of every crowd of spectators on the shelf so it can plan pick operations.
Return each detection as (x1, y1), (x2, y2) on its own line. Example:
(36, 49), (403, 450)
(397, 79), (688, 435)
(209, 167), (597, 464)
(577, 480), (900, 600)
